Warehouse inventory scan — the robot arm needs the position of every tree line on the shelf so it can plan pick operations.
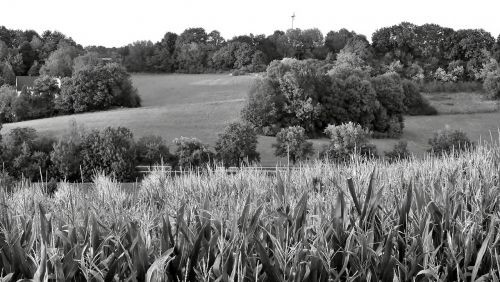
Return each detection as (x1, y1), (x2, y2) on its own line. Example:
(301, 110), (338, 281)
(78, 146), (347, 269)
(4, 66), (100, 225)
(2, 23), (500, 79)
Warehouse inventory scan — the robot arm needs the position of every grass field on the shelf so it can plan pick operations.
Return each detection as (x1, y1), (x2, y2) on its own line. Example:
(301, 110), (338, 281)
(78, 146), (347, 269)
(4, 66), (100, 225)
(2, 73), (500, 165)
(423, 91), (498, 114)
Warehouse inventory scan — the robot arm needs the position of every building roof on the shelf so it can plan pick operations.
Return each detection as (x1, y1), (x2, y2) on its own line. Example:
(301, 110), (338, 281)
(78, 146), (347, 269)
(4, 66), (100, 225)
(16, 76), (38, 92)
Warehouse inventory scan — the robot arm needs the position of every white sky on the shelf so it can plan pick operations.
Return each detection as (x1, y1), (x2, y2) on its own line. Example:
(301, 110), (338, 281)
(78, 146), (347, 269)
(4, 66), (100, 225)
(2, 0), (499, 47)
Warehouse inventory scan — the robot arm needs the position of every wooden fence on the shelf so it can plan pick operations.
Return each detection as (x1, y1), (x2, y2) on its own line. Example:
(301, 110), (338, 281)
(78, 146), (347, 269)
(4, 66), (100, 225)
(136, 165), (298, 176)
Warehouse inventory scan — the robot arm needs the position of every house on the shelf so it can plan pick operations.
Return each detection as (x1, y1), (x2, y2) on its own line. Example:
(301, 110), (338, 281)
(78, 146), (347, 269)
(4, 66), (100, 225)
(15, 76), (61, 95)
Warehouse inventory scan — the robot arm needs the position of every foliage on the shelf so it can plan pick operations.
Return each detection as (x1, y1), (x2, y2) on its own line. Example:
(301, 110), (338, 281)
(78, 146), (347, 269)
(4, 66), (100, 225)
(214, 122), (260, 167)
(1, 127), (55, 180)
(59, 62), (141, 113)
(428, 128), (474, 156)
(39, 44), (80, 77)
(80, 127), (137, 182)
(401, 79), (437, 115)
(0, 85), (17, 122)
(273, 126), (313, 164)
(136, 135), (174, 166)
(1, 62), (16, 85)
(370, 73), (405, 136)
(483, 71), (500, 99)
(50, 120), (84, 181)
(384, 140), (411, 162)
(321, 122), (377, 161)
(172, 136), (213, 168)
(243, 58), (408, 137)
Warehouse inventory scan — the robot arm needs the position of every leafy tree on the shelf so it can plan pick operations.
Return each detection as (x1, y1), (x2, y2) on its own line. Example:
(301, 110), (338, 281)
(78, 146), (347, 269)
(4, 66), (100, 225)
(73, 52), (102, 73)
(0, 85), (17, 122)
(370, 73), (405, 136)
(29, 35), (43, 50)
(273, 126), (313, 164)
(80, 127), (137, 181)
(172, 137), (213, 169)
(50, 120), (84, 181)
(60, 62), (140, 113)
(2, 127), (55, 180)
(54, 77), (74, 113)
(40, 44), (80, 77)
(241, 78), (281, 135)
(325, 29), (356, 55)
(8, 52), (25, 75)
(401, 79), (437, 115)
(0, 39), (8, 61)
(1, 62), (16, 85)
(321, 122), (377, 161)
(29, 76), (60, 118)
(484, 71), (500, 99)
(28, 60), (41, 76)
(123, 41), (155, 72)
(19, 41), (37, 75)
(175, 28), (209, 73)
(324, 68), (378, 130)
(40, 30), (79, 61)
(214, 122), (260, 167)
(175, 42), (207, 73)
(136, 135), (174, 166)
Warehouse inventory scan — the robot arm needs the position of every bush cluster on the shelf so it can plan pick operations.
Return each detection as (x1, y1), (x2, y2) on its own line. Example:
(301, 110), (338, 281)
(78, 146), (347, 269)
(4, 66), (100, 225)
(0, 125), (161, 182)
(0, 63), (140, 123)
(402, 80), (438, 115)
(242, 59), (409, 138)
(320, 122), (378, 162)
(428, 128), (474, 156)
(384, 140), (411, 162)
(0, 121), (261, 182)
(272, 126), (314, 164)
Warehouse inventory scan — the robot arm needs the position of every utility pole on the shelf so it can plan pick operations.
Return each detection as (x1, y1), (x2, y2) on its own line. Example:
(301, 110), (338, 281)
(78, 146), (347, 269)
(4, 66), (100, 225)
(291, 12), (295, 29)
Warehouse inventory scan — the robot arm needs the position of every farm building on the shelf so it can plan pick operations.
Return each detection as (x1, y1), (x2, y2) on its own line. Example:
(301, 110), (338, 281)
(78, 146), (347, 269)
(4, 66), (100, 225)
(15, 76), (38, 94)
(15, 76), (62, 95)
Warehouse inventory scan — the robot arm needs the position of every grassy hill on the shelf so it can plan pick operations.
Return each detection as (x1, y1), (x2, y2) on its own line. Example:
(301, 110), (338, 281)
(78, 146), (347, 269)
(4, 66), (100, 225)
(2, 73), (500, 165)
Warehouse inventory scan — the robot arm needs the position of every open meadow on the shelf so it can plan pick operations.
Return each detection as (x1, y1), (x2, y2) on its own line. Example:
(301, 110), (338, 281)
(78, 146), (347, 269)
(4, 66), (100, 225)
(2, 73), (500, 165)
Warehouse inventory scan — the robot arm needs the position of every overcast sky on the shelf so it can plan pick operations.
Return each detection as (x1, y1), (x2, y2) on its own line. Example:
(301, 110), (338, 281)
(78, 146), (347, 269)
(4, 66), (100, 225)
(2, 0), (499, 47)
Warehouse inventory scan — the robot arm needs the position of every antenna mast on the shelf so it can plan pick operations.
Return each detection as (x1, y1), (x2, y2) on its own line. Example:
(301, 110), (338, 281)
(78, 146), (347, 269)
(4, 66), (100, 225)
(291, 12), (296, 29)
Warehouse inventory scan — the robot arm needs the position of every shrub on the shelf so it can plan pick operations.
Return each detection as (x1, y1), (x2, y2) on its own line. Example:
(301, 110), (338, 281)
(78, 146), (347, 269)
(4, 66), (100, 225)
(80, 127), (137, 182)
(173, 137), (214, 169)
(50, 138), (82, 181)
(2, 127), (55, 180)
(0, 85), (17, 122)
(321, 122), (377, 161)
(60, 63), (141, 113)
(402, 79), (437, 115)
(136, 135), (175, 166)
(484, 72), (500, 99)
(273, 126), (314, 164)
(214, 122), (260, 167)
(50, 120), (85, 181)
(384, 140), (411, 162)
(428, 128), (474, 156)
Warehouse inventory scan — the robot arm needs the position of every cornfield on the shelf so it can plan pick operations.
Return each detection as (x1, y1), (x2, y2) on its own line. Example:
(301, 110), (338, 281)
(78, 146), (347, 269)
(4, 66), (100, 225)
(2, 144), (500, 281)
